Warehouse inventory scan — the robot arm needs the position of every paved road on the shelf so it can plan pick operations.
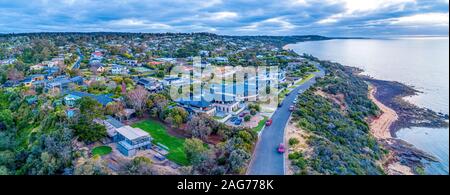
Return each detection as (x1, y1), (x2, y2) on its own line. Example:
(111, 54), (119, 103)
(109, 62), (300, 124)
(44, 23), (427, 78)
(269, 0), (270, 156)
(72, 48), (83, 70)
(247, 64), (325, 175)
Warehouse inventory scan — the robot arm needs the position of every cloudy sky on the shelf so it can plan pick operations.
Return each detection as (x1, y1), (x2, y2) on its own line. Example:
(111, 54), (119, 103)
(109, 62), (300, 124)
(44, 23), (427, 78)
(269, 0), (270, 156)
(0, 0), (448, 36)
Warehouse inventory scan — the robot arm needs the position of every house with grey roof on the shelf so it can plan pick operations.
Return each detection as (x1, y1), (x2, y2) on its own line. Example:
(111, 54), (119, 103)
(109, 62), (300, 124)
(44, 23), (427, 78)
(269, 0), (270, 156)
(115, 125), (153, 157)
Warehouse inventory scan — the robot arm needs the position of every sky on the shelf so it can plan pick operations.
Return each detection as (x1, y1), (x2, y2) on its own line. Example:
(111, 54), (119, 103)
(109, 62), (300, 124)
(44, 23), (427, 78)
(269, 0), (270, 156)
(0, 0), (448, 36)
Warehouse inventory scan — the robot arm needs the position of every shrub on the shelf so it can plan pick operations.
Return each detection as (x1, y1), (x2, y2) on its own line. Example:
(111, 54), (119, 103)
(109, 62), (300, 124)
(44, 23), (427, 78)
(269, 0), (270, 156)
(294, 158), (307, 169)
(250, 109), (257, 116)
(289, 138), (300, 146)
(288, 151), (303, 160)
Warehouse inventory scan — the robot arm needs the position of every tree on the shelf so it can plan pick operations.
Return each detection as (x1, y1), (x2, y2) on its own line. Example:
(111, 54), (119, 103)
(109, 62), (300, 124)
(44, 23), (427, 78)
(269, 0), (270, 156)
(289, 138), (300, 146)
(250, 108), (257, 116)
(74, 156), (110, 175)
(0, 166), (9, 175)
(126, 86), (150, 116)
(165, 107), (188, 128)
(77, 96), (103, 120)
(228, 149), (250, 173)
(184, 138), (207, 163)
(105, 101), (125, 116)
(187, 115), (215, 141)
(244, 115), (251, 122)
(120, 156), (153, 175)
(150, 93), (169, 120)
(0, 109), (13, 130)
(7, 68), (24, 81)
(72, 120), (106, 143)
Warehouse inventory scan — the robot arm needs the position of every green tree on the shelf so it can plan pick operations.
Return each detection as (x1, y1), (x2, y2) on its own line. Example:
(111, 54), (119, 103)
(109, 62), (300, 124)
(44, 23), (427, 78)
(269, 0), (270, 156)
(184, 138), (207, 164)
(120, 156), (153, 175)
(72, 120), (106, 143)
(77, 96), (103, 120)
(74, 156), (110, 175)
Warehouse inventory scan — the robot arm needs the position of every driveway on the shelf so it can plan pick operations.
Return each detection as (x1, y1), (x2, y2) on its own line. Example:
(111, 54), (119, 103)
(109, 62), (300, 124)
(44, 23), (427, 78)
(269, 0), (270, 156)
(247, 65), (324, 175)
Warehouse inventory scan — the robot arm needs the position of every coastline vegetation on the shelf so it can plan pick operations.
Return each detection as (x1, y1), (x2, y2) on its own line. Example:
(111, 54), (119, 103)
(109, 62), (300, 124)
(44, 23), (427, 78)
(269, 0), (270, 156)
(290, 55), (384, 175)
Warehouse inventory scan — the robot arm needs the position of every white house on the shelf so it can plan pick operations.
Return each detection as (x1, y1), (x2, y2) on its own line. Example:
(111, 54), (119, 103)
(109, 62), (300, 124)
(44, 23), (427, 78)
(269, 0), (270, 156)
(111, 65), (129, 75)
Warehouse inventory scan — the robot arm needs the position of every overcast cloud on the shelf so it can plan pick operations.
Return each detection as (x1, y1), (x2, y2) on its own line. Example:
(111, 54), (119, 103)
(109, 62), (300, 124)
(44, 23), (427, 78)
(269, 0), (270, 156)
(0, 0), (448, 36)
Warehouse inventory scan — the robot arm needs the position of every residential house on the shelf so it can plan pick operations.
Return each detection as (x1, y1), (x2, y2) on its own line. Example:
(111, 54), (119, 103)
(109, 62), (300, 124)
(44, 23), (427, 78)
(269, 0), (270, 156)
(193, 61), (211, 68)
(63, 91), (114, 107)
(21, 74), (45, 87)
(90, 63), (106, 73)
(123, 59), (138, 66)
(214, 100), (240, 114)
(199, 50), (209, 56)
(95, 116), (125, 141)
(162, 76), (189, 87)
(45, 76), (83, 91)
(176, 99), (216, 116)
(115, 126), (153, 157)
(48, 57), (65, 67)
(89, 51), (104, 65)
(91, 51), (104, 61)
(30, 64), (46, 71)
(137, 78), (162, 92)
(208, 57), (229, 64)
(43, 67), (60, 79)
(111, 65), (129, 75)
(0, 58), (16, 65)
(155, 58), (176, 64)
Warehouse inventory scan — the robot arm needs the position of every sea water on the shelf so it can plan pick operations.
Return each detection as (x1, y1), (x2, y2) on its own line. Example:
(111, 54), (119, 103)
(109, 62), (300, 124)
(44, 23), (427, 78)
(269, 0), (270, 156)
(287, 37), (449, 174)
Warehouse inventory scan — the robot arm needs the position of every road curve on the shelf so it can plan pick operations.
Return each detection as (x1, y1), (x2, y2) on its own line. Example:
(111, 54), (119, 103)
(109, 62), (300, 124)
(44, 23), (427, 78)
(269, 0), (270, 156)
(247, 65), (324, 175)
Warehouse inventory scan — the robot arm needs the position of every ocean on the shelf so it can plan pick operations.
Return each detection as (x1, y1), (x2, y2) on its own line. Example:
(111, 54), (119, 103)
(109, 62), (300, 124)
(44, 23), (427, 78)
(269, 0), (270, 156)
(286, 37), (449, 175)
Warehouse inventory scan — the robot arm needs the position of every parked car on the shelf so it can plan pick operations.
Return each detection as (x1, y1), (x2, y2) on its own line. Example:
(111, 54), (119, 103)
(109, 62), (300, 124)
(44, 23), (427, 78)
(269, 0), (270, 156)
(234, 118), (242, 125)
(265, 119), (273, 126)
(278, 102), (283, 107)
(239, 112), (248, 117)
(289, 105), (295, 111)
(277, 143), (285, 153)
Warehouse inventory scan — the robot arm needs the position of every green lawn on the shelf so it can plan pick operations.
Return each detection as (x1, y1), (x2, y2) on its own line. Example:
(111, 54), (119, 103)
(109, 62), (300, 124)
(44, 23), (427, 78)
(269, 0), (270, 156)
(132, 120), (189, 165)
(295, 73), (315, 86)
(92, 146), (112, 156)
(253, 116), (269, 132)
(280, 73), (315, 101)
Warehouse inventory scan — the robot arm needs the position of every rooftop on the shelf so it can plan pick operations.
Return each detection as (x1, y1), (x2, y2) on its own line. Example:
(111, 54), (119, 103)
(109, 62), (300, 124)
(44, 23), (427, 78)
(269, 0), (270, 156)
(65, 91), (113, 106)
(116, 125), (150, 141)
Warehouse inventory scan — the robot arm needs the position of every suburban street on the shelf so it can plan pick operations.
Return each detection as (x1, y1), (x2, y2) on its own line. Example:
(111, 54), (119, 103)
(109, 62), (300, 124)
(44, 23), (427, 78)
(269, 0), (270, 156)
(71, 48), (83, 70)
(247, 64), (325, 175)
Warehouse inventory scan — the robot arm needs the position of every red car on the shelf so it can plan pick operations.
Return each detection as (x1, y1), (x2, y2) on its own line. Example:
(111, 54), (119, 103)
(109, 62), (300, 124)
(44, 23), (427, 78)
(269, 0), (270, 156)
(277, 143), (285, 153)
(265, 119), (273, 126)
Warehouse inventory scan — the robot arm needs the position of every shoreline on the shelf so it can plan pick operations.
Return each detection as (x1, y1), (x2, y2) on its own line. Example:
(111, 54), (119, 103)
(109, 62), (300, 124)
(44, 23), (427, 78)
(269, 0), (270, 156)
(284, 44), (448, 175)
(363, 77), (449, 136)
(341, 65), (449, 136)
(364, 78), (444, 175)
(367, 85), (397, 140)
(367, 84), (414, 175)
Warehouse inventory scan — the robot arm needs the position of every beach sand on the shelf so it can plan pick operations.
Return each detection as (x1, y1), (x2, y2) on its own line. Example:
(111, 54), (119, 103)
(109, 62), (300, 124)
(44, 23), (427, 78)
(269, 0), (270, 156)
(368, 85), (398, 139)
(368, 84), (413, 175)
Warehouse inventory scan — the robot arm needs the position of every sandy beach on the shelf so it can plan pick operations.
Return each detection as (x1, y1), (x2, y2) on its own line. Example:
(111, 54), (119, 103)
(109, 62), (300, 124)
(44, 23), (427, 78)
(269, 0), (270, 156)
(368, 85), (398, 139)
(368, 84), (414, 175)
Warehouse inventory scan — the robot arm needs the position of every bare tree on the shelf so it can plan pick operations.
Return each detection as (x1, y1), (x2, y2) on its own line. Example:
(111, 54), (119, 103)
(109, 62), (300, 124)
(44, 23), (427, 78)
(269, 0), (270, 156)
(126, 86), (150, 116)
(7, 68), (24, 81)
(105, 101), (125, 116)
